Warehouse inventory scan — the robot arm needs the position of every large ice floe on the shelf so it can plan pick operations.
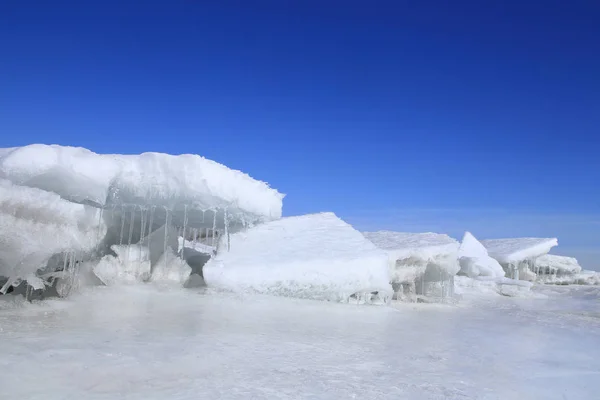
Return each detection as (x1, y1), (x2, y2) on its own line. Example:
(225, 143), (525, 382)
(0, 144), (283, 296)
(481, 237), (558, 281)
(362, 231), (460, 302)
(204, 213), (393, 303)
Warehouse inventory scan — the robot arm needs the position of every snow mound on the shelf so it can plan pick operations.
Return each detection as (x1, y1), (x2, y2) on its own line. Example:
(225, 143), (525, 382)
(458, 232), (505, 278)
(535, 254), (582, 274)
(480, 238), (558, 264)
(0, 179), (104, 289)
(0, 144), (283, 222)
(203, 213), (392, 302)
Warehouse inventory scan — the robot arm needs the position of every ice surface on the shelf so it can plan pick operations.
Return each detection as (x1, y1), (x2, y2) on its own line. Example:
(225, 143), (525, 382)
(0, 144), (283, 222)
(536, 254), (582, 274)
(458, 232), (506, 278)
(1, 285), (599, 399)
(480, 237), (558, 264)
(0, 179), (104, 287)
(204, 213), (392, 302)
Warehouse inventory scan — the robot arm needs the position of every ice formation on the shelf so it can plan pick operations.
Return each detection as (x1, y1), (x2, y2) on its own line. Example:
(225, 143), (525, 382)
(203, 213), (392, 303)
(0, 179), (104, 292)
(0, 144), (283, 221)
(481, 237), (558, 281)
(0, 144), (283, 295)
(458, 232), (505, 278)
(534, 254), (582, 275)
(363, 231), (460, 301)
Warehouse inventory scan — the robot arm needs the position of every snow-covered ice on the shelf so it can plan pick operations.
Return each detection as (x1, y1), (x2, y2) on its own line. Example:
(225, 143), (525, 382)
(0, 179), (104, 289)
(458, 232), (505, 278)
(363, 231), (459, 300)
(0, 144), (283, 221)
(204, 213), (392, 302)
(1, 285), (599, 399)
(481, 237), (558, 265)
(535, 254), (582, 275)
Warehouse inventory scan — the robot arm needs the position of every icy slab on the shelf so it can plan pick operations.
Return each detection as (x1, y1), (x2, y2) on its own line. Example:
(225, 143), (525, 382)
(0, 144), (283, 222)
(178, 237), (215, 255)
(454, 276), (533, 298)
(204, 212), (392, 302)
(458, 232), (505, 278)
(363, 231), (460, 279)
(535, 254), (582, 274)
(480, 237), (558, 264)
(363, 231), (459, 262)
(0, 179), (104, 288)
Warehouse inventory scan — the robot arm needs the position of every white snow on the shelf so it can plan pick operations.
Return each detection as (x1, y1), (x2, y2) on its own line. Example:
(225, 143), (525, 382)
(458, 232), (506, 278)
(204, 213), (392, 302)
(0, 179), (104, 289)
(0, 144), (283, 221)
(481, 237), (558, 264)
(1, 285), (599, 399)
(536, 254), (582, 274)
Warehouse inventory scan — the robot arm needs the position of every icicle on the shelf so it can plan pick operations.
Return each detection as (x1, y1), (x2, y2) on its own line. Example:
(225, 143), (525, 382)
(202, 209), (205, 223)
(212, 209), (217, 247)
(127, 205), (135, 246)
(95, 207), (104, 249)
(163, 207), (170, 271)
(181, 205), (188, 261)
(139, 206), (146, 269)
(224, 208), (229, 251)
(148, 206), (156, 240)
(119, 205), (126, 246)
(192, 228), (198, 249)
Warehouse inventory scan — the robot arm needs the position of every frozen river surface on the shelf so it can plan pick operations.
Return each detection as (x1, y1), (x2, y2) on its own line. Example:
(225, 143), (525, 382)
(1, 285), (599, 399)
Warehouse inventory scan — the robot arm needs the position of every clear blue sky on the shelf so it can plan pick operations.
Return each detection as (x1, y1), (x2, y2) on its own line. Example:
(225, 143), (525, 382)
(1, 1), (599, 267)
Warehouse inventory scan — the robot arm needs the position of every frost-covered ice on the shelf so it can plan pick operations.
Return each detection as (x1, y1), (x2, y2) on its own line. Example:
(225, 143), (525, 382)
(363, 231), (459, 300)
(458, 232), (505, 278)
(204, 213), (392, 302)
(0, 144), (283, 220)
(1, 285), (599, 400)
(481, 237), (558, 265)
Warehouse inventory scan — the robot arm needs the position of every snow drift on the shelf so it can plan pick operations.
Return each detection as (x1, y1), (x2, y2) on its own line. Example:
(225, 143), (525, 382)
(458, 232), (505, 278)
(203, 213), (392, 302)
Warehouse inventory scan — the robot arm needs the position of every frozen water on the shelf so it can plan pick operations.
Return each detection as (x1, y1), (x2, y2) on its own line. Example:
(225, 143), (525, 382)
(480, 237), (558, 264)
(1, 285), (599, 399)
(363, 231), (459, 299)
(204, 213), (392, 302)
(0, 144), (283, 222)
(0, 179), (104, 288)
(458, 232), (506, 278)
(536, 254), (582, 275)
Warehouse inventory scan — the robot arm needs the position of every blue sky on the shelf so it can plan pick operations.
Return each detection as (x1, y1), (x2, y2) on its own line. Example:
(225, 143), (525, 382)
(1, 1), (599, 268)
